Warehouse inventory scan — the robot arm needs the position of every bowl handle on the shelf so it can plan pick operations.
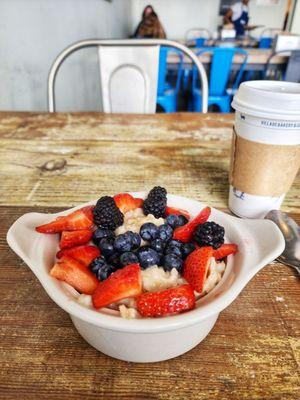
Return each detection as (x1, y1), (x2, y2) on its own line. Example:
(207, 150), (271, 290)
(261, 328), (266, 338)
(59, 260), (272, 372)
(235, 218), (285, 276)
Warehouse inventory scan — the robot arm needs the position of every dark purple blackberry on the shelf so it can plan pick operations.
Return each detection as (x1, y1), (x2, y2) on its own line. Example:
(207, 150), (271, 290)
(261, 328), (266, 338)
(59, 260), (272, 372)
(143, 186), (167, 218)
(93, 196), (124, 230)
(193, 222), (225, 249)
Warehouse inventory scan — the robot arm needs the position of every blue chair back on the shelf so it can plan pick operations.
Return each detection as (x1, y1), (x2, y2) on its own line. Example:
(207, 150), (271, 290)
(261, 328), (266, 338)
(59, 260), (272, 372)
(157, 46), (183, 97)
(193, 47), (248, 96)
(195, 38), (206, 47)
(259, 37), (273, 49)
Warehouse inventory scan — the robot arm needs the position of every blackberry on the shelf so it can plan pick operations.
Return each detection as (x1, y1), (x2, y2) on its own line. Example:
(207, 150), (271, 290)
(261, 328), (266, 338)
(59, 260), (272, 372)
(193, 221), (225, 249)
(93, 196), (123, 230)
(143, 186), (167, 218)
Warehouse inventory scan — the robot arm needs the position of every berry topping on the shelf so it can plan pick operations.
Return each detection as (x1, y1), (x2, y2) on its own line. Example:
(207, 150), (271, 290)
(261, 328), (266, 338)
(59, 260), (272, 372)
(36, 206), (94, 233)
(90, 256), (116, 281)
(183, 247), (213, 292)
(114, 231), (140, 253)
(56, 245), (100, 266)
(181, 242), (196, 259)
(136, 284), (195, 317)
(120, 252), (139, 266)
(92, 264), (142, 308)
(140, 222), (159, 241)
(166, 206), (190, 220)
(114, 193), (143, 214)
(98, 237), (115, 257)
(163, 253), (183, 273)
(173, 207), (211, 243)
(213, 243), (238, 260)
(93, 196), (124, 230)
(166, 214), (188, 229)
(92, 228), (115, 246)
(157, 224), (173, 242)
(107, 253), (120, 268)
(193, 221), (225, 249)
(150, 238), (165, 254)
(59, 229), (92, 250)
(164, 243), (182, 258)
(50, 255), (98, 295)
(143, 186), (167, 218)
(137, 246), (161, 269)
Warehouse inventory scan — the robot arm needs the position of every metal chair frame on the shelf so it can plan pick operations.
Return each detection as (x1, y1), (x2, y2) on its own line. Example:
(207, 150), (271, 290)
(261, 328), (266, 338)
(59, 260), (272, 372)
(48, 39), (208, 113)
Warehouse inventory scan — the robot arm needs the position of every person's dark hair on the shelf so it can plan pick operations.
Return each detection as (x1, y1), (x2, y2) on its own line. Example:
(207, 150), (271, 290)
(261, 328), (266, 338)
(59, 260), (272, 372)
(142, 5), (154, 19)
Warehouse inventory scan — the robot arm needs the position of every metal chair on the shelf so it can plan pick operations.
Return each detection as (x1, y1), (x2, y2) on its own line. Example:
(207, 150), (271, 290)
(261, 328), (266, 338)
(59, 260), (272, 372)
(259, 28), (281, 49)
(185, 28), (212, 48)
(48, 39), (208, 113)
(191, 47), (248, 113)
(264, 49), (300, 83)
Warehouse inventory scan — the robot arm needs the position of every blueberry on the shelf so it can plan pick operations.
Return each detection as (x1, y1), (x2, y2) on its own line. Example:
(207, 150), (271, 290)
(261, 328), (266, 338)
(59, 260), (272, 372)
(166, 214), (188, 228)
(177, 215), (188, 227)
(150, 238), (165, 254)
(181, 243), (196, 259)
(137, 246), (160, 269)
(127, 231), (141, 250)
(107, 253), (120, 268)
(114, 232), (133, 252)
(140, 223), (159, 241)
(164, 244), (182, 258)
(162, 253), (183, 273)
(168, 239), (182, 248)
(157, 224), (173, 242)
(120, 252), (139, 266)
(90, 256), (116, 281)
(92, 228), (115, 246)
(99, 237), (115, 257)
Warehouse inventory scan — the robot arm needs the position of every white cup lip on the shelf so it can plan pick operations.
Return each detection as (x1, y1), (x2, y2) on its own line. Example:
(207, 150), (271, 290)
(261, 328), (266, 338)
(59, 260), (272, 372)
(232, 80), (300, 120)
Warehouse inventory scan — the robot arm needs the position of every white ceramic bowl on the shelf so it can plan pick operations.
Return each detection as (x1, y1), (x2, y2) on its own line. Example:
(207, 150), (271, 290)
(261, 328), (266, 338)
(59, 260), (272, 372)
(7, 193), (284, 363)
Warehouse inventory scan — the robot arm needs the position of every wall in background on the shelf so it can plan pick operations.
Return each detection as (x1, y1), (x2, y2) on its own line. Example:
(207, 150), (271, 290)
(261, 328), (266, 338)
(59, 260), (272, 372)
(291, 0), (300, 34)
(0, 0), (131, 111)
(130, 0), (287, 39)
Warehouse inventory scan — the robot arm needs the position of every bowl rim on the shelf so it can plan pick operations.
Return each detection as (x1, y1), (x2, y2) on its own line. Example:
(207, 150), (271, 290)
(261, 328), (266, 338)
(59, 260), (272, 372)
(7, 192), (285, 333)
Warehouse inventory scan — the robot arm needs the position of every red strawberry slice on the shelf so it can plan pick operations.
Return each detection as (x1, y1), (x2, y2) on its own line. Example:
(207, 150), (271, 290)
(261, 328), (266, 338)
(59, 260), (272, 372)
(213, 244), (238, 260)
(114, 193), (143, 214)
(173, 206), (211, 242)
(92, 264), (142, 308)
(183, 247), (213, 293)
(136, 284), (195, 318)
(166, 206), (190, 220)
(50, 255), (98, 295)
(59, 229), (92, 249)
(36, 206), (94, 234)
(56, 245), (100, 266)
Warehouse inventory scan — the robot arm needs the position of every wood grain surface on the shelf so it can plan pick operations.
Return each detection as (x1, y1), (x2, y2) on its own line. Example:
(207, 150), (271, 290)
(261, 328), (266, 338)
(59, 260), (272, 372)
(1, 112), (299, 400)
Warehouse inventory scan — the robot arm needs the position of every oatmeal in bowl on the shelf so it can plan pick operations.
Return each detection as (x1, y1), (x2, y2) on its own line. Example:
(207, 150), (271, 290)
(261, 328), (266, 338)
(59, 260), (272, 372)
(34, 186), (238, 319)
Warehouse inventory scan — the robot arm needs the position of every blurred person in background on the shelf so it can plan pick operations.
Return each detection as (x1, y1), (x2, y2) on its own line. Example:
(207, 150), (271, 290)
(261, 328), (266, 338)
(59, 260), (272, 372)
(133, 5), (166, 39)
(224, 0), (250, 37)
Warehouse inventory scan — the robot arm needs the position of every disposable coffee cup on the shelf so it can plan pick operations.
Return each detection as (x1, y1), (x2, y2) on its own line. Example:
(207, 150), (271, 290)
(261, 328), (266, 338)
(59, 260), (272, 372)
(229, 81), (300, 219)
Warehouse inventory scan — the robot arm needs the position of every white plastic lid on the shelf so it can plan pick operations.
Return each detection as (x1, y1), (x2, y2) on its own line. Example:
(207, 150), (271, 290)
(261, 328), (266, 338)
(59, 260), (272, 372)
(232, 81), (300, 120)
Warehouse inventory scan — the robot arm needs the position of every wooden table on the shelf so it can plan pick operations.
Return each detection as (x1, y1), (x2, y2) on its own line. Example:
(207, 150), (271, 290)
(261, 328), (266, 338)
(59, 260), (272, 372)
(1, 112), (299, 400)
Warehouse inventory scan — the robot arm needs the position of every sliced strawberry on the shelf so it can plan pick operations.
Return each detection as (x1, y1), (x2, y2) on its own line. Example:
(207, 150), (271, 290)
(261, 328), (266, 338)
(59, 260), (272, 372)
(173, 206), (211, 242)
(56, 245), (100, 266)
(36, 206), (94, 234)
(92, 264), (142, 308)
(183, 247), (213, 292)
(113, 193), (143, 214)
(59, 229), (92, 249)
(136, 284), (195, 318)
(50, 255), (98, 294)
(213, 244), (238, 260)
(166, 206), (190, 220)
